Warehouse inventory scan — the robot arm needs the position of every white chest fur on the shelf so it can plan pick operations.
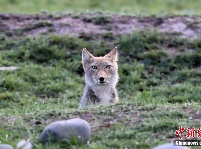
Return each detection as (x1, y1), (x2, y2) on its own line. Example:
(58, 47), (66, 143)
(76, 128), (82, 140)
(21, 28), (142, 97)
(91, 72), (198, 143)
(92, 85), (114, 105)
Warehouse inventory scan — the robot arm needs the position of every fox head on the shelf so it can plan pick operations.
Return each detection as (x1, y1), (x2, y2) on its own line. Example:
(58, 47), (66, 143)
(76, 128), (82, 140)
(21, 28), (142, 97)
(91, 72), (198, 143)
(82, 48), (119, 87)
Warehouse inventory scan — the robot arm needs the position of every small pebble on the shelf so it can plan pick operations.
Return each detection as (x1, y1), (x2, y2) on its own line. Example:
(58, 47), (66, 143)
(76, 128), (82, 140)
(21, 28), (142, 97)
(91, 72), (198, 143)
(17, 140), (32, 149)
(0, 144), (13, 149)
(0, 66), (18, 71)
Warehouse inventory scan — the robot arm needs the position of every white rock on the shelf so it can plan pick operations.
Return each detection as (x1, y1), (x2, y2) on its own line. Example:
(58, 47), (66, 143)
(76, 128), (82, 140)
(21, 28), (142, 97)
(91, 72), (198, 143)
(0, 144), (13, 149)
(0, 66), (18, 71)
(17, 140), (32, 149)
(41, 118), (91, 145)
(153, 143), (189, 149)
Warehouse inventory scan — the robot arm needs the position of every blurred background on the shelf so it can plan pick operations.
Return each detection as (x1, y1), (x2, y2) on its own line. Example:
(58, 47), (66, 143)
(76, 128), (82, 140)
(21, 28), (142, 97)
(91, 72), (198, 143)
(0, 0), (200, 14)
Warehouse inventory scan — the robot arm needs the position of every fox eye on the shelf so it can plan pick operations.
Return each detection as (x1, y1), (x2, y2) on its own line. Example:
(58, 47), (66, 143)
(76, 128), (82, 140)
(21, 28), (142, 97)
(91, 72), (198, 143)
(91, 65), (97, 69)
(106, 65), (111, 69)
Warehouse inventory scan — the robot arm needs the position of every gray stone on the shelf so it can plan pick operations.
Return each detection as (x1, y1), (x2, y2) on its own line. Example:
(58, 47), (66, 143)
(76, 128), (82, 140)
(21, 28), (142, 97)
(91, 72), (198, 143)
(153, 143), (189, 149)
(17, 140), (32, 149)
(41, 118), (91, 145)
(0, 67), (18, 71)
(0, 144), (13, 149)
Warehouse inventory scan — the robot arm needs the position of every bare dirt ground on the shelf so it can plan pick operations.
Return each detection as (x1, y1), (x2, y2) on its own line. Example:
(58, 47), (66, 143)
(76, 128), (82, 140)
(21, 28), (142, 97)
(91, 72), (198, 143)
(0, 13), (201, 39)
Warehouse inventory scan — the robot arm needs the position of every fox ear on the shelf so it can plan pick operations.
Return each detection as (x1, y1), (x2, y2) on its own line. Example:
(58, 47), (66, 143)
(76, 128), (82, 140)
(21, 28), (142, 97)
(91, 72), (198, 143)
(104, 47), (118, 62)
(82, 48), (94, 63)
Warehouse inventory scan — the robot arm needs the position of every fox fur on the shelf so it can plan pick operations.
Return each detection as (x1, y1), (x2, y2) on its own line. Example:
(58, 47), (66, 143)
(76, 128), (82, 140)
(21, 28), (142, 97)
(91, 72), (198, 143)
(78, 48), (119, 109)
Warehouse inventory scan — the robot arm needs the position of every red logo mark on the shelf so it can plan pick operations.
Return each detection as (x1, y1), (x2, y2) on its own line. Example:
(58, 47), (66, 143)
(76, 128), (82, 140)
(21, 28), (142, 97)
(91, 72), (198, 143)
(197, 127), (201, 138)
(186, 127), (196, 138)
(175, 126), (185, 140)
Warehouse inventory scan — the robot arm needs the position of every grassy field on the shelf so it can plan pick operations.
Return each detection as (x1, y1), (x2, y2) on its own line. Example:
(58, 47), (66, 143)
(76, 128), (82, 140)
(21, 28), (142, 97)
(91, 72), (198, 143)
(0, 0), (201, 15)
(0, 18), (201, 148)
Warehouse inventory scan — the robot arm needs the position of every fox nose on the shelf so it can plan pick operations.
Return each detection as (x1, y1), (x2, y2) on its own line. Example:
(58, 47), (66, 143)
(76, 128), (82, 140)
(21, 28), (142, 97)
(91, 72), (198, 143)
(99, 77), (105, 82)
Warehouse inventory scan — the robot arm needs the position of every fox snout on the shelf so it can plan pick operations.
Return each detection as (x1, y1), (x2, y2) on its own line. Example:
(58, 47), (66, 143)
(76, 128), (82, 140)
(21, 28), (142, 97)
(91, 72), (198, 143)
(99, 77), (105, 83)
(86, 68), (112, 85)
(98, 77), (107, 84)
(96, 70), (108, 84)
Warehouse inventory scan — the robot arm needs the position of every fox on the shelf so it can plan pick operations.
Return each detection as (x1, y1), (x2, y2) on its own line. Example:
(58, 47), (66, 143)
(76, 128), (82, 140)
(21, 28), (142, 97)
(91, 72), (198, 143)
(78, 47), (119, 109)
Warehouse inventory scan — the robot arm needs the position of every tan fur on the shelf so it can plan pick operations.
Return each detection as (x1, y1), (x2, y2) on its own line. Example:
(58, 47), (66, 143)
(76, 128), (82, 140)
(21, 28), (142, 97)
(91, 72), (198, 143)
(78, 48), (119, 109)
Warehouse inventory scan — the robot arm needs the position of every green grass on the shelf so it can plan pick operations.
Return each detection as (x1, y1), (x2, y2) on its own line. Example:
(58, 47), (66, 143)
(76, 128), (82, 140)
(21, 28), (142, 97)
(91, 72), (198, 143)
(1, 0), (201, 15)
(0, 29), (201, 149)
